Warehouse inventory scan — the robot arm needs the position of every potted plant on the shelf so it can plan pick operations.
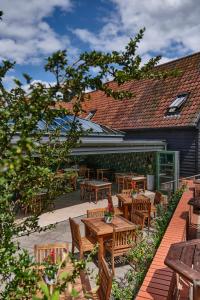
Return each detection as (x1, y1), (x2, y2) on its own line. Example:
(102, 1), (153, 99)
(104, 202), (114, 223)
(147, 164), (155, 191)
(131, 181), (138, 199)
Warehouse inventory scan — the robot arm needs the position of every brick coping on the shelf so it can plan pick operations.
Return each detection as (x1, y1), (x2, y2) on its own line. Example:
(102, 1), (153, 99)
(136, 188), (192, 300)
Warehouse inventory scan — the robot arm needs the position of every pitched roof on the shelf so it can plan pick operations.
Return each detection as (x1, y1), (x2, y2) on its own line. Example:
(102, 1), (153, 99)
(61, 52), (200, 130)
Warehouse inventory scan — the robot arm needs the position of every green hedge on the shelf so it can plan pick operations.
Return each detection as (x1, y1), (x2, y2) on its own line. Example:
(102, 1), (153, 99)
(112, 187), (185, 299)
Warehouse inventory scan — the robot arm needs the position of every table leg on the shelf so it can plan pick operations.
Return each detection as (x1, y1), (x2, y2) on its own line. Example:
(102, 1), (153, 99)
(97, 236), (104, 265)
(124, 205), (128, 219)
(85, 225), (90, 239)
(95, 188), (98, 203)
(80, 186), (83, 201)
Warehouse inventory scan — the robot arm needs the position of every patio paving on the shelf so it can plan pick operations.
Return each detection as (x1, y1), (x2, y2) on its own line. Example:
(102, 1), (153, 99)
(38, 193), (118, 227)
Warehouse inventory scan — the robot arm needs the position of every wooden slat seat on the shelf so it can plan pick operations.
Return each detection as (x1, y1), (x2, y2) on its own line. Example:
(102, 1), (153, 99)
(81, 237), (95, 251)
(69, 217), (95, 259)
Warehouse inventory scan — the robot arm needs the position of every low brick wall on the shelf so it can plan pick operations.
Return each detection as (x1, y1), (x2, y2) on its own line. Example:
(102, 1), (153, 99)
(136, 188), (192, 300)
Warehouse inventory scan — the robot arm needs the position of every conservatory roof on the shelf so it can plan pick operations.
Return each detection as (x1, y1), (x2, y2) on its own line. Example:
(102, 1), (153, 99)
(11, 115), (167, 154)
(36, 115), (124, 137)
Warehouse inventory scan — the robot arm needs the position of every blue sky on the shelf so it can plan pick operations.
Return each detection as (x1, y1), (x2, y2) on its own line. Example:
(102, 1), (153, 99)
(0, 0), (200, 88)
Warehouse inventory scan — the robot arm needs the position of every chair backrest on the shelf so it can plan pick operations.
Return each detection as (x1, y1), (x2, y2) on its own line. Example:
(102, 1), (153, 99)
(130, 210), (145, 230)
(97, 257), (113, 300)
(125, 177), (132, 189)
(154, 191), (163, 205)
(87, 208), (106, 218)
(121, 189), (131, 195)
(69, 218), (82, 250)
(107, 194), (114, 213)
(34, 243), (68, 264)
(131, 198), (151, 215)
(70, 175), (77, 189)
(79, 165), (87, 177)
(112, 227), (136, 252)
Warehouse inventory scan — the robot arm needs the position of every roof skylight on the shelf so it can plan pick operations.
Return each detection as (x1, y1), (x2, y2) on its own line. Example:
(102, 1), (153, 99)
(166, 92), (189, 115)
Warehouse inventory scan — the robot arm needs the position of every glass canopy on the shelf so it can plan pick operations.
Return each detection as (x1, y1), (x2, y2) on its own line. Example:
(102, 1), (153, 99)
(36, 115), (123, 136)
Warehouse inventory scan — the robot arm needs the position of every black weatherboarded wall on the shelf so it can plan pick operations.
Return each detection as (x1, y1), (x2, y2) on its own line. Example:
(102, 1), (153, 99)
(125, 127), (198, 177)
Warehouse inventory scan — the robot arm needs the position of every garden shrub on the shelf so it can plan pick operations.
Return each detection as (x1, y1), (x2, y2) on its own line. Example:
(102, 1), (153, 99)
(112, 187), (185, 299)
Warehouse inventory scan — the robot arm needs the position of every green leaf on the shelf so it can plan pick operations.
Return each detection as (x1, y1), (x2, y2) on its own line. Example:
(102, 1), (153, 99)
(39, 282), (50, 297)
(58, 271), (70, 280)
(71, 288), (79, 298)
(51, 289), (60, 300)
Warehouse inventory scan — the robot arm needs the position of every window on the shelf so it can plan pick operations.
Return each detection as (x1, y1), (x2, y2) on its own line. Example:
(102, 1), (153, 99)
(85, 109), (97, 120)
(166, 92), (189, 115)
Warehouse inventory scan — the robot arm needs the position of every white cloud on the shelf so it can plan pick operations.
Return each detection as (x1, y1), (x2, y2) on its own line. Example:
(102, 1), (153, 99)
(74, 0), (200, 60)
(22, 79), (56, 93)
(0, 0), (75, 64)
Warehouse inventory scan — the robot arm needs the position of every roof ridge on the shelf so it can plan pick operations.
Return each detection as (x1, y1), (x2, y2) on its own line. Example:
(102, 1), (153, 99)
(157, 51), (200, 67)
(84, 50), (200, 95)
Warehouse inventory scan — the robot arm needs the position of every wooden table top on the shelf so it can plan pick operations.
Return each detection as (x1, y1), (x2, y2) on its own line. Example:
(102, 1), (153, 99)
(165, 239), (200, 283)
(126, 175), (146, 180)
(80, 180), (112, 187)
(115, 172), (136, 176)
(82, 216), (136, 236)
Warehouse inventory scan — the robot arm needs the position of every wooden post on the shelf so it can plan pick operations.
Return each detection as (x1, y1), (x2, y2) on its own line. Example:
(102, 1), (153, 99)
(193, 280), (200, 300)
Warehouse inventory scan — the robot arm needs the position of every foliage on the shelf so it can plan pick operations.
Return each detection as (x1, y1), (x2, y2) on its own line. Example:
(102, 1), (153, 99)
(0, 10), (179, 299)
(112, 187), (185, 299)
(32, 246), (97, 300)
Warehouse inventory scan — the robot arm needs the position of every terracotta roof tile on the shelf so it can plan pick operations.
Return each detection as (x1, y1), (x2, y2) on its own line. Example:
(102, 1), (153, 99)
(60, 52), (200, 130)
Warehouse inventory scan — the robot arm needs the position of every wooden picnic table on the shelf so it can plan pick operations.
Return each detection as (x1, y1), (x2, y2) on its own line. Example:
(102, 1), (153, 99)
(82, 216), (136, 266)
(115, 173), (146, 190)
(80, 180), (112, 203)
(117, 191), (154, 219)
(165, 239), (200, 300)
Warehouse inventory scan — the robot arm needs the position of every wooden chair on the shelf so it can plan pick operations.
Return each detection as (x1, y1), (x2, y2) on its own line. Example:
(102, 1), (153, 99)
(85, 257), (113, 300)
(131, 197), (151, 230)
(69, 174), (77, 191)
(116, 175), (125, 192)
(34, 242), (68, 263)
(105, 227), (136, 274)
(121, 189), (131, 195)
(151, 191), (163, 217)
(87, 208), (106, 218)
(79, 165), (89, 179)
(107, 194), (123, 216)
(124, 177), (132, 189)
(130, 210), (145, 230)
(69, 217), (95, 259)
(82, 181), (95, 202)
(194, 183), (200, 198)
